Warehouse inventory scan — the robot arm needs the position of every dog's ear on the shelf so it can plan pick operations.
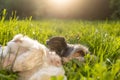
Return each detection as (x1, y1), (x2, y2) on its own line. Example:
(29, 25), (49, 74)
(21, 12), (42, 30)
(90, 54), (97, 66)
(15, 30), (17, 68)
(48, 36), (66, 43)
(47, 36), (67, 46)
(56, 36), (65, 42)
(46, 36), (67, 50)
(12, 34), (24, 43)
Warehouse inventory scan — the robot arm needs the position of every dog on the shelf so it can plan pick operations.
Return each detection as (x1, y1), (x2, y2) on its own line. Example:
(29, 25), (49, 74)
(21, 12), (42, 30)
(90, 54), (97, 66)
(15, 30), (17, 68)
(46, 36), (90, 63)
(29, 52), (67, 80)
(2, 34), (66, 80)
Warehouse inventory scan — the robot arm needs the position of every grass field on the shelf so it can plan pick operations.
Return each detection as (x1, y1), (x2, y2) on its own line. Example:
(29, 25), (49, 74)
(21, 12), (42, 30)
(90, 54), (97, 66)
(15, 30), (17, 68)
(0, 15), (120, 79)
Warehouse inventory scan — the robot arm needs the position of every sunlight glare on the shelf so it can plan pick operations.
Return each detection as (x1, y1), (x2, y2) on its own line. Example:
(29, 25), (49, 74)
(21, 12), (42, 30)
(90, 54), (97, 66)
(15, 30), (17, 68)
(51, 0), (70, 5)
(49, 0), (73, 7)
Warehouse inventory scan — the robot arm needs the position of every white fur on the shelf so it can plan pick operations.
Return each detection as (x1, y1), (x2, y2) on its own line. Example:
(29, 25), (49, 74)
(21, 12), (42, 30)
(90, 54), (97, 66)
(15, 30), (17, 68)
(3, 34), (66, 80)
(29, 66), (66, 80)
(29, 52), (67, 80)
(0, 45), (3, 56)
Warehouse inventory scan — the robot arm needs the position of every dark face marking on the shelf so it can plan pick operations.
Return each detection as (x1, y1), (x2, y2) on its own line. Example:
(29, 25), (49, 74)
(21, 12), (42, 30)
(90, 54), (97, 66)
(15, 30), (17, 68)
(46, 36), (67, 56)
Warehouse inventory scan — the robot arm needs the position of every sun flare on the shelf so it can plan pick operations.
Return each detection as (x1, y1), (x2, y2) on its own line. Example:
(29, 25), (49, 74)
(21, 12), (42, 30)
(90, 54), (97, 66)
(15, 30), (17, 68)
(51, 0), (70, 5)
(48, 0), (73, 7)
(43, 0), (83, 18)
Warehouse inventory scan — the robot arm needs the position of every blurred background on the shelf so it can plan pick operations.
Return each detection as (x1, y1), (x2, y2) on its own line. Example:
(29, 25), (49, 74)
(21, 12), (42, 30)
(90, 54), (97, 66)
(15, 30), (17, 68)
(0, 0), (120, 20)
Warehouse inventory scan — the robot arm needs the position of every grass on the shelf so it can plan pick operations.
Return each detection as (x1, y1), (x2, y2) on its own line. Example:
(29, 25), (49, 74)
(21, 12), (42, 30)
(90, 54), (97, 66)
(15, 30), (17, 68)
(0, 10), (120, 80)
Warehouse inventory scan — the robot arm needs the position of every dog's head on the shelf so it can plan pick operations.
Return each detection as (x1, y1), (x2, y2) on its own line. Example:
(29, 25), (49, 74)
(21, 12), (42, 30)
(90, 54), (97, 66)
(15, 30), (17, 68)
(46, 36), (67, 56)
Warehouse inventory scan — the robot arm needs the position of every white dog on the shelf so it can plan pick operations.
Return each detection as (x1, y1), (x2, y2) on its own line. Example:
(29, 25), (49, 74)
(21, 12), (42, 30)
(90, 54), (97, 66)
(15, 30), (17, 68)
(29, 52), (67, 80)
(2, 34), (66, 80)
